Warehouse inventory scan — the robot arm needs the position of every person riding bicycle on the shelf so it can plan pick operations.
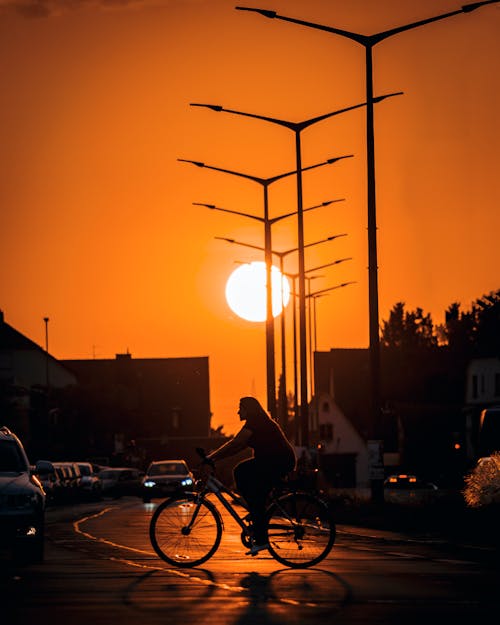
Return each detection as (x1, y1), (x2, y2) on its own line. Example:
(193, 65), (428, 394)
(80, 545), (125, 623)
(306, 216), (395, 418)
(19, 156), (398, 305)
(204, 396), (296, 555)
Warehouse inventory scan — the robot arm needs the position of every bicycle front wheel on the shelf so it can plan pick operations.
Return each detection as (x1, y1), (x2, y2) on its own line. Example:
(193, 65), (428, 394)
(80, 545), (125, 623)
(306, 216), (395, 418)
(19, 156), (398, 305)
(266, 492), (335, 568)
(150, 494), (222, 567)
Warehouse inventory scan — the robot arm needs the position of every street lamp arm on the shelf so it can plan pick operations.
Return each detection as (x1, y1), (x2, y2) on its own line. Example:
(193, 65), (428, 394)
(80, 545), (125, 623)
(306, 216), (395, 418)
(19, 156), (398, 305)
(236, 3), (500, 47)
(326, 233), (348, 242)
(192, 98), (394, 132)
(269, 198), (345, 225)
(304, 233), (348, 250)
(306, 257), (353, 273)
(193, 202), (264, 222)
(371, 9), (466, 44)
(191, 101), (295, 130)
(267, 154), (352, 184)
(373, 1), (500, 43)
(214, 236), (265, 253)
(307, 281), (357, 298)
(235, 6), (371, 45)
(180, 155), (347, 187)
(178, 158), (268, 184)
(301, 103), (367, 130)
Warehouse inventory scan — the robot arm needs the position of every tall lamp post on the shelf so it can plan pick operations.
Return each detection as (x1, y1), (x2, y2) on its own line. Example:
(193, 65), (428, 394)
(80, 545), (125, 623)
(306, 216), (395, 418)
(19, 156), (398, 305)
(216, 234), (348, 440)
(191, 94), (401, 447)
(236, 0), (498, 498)
(43, 316), (50, 391)
(179, 155), (350, 419)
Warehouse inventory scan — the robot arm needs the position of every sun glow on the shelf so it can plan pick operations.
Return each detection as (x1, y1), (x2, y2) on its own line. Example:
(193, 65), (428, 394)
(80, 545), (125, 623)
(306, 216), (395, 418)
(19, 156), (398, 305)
(225, 262), (290, 322)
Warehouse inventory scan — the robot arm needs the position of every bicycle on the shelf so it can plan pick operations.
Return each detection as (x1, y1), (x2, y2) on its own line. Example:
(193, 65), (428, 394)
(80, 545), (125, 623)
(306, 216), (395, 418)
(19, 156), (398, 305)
(149, 448), (336, 568)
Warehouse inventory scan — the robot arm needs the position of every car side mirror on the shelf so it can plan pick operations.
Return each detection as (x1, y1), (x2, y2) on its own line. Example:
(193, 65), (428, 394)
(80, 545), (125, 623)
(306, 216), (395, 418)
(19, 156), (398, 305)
(34, 460), (55, 475)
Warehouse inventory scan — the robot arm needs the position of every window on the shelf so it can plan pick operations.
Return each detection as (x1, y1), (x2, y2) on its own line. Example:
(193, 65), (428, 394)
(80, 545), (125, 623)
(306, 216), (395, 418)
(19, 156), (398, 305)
(319, 423), (333, 441)
(322, 402), (330, 413)
(472, 375), (478, 399)
(495, 373), (500, 398)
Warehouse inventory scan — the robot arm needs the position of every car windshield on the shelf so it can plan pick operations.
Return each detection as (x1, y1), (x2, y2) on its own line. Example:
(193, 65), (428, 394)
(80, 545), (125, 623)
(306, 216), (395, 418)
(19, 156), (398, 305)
(99, 470), (117, 479)
(0, 440), (27, 473)
(149, 462), (188, 476)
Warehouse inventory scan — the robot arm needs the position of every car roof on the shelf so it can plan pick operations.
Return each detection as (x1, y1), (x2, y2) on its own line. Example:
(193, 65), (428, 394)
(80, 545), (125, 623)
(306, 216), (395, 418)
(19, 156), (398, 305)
(151, 459), (186, 463)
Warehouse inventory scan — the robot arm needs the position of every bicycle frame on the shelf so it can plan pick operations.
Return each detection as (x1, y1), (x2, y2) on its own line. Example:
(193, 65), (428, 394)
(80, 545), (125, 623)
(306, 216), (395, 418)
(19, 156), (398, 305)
(190, 473), (302, 538)
(187, 473), (250, 536)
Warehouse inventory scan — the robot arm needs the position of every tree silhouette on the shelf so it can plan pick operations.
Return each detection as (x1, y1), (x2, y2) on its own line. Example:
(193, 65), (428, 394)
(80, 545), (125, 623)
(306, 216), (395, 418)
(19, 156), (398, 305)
(435, 290), (500, 357)
(382, 290), (500, 358)
(381, 302), (437, 349)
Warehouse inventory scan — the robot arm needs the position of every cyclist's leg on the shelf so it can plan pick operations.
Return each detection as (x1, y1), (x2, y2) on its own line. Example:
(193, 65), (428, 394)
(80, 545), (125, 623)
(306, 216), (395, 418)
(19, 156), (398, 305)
(235, 459), (277, 546)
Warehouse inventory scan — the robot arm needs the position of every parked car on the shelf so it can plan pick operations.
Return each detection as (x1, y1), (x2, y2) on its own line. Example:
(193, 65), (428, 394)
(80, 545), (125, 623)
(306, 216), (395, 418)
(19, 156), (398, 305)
(34, 460), (61, 503)
(0, 426), (46, 563)
(141, 459), (194, 503)
(76, 462), (102, 500)
(98, 467), (144, 498)
(52, 462), (81, 500)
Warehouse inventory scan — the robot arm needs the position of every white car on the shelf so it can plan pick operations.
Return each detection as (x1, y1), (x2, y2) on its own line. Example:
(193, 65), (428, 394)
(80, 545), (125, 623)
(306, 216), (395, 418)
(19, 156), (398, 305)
(76, 462), (102, 500)
(0, 426), (46, 563)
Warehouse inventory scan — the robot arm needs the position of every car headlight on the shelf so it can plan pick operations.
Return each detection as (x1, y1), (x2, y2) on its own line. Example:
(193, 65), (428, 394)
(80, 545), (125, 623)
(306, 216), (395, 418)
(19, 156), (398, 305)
(181, 478), (193, 487)
(144, 480), (156, 488)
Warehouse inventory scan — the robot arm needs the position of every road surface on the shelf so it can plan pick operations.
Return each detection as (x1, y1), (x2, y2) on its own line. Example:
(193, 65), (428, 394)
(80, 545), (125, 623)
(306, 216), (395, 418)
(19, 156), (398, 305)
(2, 497), (497, 625)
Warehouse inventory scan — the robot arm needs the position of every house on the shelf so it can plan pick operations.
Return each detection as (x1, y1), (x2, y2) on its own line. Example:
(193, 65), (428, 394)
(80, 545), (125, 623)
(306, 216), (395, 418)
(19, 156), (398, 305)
(463, 357), (500, 459)
(0, 310), (76, 453)
(310, 392), (370, 489)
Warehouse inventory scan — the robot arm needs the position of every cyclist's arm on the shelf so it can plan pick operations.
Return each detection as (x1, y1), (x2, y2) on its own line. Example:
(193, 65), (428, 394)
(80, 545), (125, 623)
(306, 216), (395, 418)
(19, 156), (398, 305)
(206, 427), (252, 463)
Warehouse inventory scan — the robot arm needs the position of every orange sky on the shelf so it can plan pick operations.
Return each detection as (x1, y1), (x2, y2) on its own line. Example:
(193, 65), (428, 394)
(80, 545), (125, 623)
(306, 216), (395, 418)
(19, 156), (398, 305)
(1, 0), (499, 435)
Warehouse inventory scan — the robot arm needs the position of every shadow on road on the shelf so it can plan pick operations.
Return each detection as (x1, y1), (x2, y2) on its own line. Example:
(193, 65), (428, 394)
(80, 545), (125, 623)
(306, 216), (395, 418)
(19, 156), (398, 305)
(120, 566), (352, 623)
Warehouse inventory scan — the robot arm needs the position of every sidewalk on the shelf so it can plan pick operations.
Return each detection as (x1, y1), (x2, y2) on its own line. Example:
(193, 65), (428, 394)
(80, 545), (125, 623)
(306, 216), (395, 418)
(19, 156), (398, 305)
(326, 489), (500, 550)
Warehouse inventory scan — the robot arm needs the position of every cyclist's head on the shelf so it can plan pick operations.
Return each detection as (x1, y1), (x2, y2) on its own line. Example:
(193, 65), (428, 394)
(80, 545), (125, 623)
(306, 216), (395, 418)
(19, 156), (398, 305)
(238, 396), (268, 422)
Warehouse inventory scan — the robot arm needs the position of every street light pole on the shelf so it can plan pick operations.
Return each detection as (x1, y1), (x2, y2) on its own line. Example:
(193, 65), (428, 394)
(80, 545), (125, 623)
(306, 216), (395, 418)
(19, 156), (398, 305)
(191, 94), (400, 447)
(180, 157), (350, 419)
(236, 0), (498, 498)
(43, 316), (50, 391)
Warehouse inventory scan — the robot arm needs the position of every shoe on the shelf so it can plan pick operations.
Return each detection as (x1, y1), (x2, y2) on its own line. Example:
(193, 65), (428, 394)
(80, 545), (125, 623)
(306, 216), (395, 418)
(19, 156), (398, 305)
(246, 542), (270, 556)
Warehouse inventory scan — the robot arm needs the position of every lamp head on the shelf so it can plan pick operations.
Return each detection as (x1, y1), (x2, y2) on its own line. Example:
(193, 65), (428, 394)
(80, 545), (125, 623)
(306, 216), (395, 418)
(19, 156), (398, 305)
(215, 236), (235, 243)
(373, 91), (404, 104)
(327, 155), (353, 164)
(178, 159), (205, 167)
(235, 6), (277, 18)
(190, 103), (224, 112)
(193, 202), (216, 209)
(461, 1), (495, 12)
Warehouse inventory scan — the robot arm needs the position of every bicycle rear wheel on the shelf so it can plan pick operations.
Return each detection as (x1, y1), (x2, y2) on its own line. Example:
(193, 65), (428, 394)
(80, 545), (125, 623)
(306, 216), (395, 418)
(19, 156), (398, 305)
(150, 494), (222, 567)
(266, 492), (335, 568)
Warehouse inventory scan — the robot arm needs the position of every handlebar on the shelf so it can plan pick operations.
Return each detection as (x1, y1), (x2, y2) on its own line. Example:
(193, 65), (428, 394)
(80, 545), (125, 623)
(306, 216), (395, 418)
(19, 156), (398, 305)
(195, 447), (215, 468)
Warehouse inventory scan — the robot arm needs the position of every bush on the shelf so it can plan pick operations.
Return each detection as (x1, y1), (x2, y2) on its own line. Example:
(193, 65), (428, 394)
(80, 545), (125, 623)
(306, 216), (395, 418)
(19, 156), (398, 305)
(463, 452), (500, 507)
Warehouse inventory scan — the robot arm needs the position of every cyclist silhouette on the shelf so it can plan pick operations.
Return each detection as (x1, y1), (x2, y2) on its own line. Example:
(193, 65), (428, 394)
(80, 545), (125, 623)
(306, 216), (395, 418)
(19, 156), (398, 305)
(204, 396), (296, 555)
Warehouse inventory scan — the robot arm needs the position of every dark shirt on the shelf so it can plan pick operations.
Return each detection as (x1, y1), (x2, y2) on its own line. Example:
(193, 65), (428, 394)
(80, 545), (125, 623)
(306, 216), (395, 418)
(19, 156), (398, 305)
(245, 415), (296, 471)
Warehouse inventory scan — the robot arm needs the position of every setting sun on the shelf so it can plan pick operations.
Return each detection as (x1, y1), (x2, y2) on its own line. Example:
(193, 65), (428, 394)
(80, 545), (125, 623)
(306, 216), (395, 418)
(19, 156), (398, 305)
(225, 262), (290, 322)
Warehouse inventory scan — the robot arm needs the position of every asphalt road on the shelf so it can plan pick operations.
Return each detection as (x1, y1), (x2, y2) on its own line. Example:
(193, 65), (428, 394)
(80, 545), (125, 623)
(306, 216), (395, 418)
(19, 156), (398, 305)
(2, 496), (498, 625)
